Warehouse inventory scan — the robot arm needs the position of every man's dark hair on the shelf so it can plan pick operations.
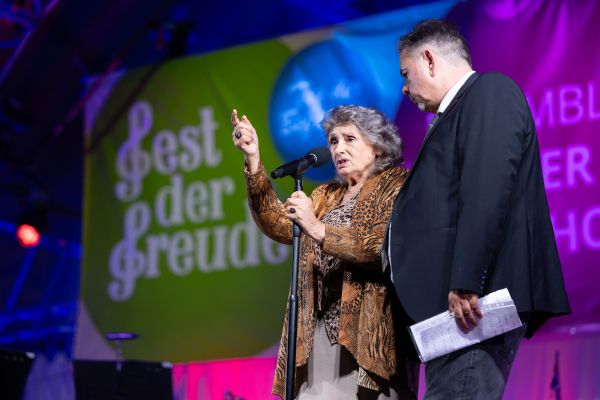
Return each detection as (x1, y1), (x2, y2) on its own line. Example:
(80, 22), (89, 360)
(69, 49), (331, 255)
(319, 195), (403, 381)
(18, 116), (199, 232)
(396, 19), (472, 68)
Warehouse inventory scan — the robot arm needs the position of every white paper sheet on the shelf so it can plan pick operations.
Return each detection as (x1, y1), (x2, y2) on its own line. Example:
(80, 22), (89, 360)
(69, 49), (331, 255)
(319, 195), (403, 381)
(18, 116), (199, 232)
(408, 289), (522, 362)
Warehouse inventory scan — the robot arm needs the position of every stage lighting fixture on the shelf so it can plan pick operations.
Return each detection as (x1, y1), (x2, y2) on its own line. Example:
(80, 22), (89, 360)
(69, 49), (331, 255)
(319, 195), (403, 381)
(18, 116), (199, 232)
(16, 224), (40, 248)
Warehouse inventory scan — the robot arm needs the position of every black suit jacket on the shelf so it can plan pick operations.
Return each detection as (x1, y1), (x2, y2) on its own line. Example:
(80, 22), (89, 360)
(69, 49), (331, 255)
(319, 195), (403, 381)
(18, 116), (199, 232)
(383, 72), (571, 339)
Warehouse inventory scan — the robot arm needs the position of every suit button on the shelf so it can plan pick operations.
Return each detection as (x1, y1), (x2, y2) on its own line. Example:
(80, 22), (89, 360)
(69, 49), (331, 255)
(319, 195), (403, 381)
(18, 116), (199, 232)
(480, 274), (486, 280)
(478, 285), (484, 291)
(482, 268), (488, 274)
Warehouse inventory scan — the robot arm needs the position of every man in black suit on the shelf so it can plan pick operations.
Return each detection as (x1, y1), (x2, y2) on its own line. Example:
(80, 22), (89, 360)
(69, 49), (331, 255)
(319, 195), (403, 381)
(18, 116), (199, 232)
(382, 20), (571, 399)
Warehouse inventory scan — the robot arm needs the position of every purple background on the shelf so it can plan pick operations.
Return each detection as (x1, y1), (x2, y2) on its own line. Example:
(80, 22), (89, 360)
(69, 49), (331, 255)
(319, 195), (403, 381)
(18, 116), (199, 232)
(390, 1), (600, 397)
(396, 0), (600, 333)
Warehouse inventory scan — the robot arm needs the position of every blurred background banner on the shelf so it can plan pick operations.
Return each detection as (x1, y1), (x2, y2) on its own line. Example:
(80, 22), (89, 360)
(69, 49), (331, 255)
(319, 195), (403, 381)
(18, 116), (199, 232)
(76, 41), (297, 362)
(75, 1), (456, 363)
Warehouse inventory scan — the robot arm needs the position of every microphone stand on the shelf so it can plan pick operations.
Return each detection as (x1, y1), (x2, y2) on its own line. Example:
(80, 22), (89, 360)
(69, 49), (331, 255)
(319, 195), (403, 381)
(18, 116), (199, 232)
(271, 153), (321, 400)
(285, 172), (303, 400)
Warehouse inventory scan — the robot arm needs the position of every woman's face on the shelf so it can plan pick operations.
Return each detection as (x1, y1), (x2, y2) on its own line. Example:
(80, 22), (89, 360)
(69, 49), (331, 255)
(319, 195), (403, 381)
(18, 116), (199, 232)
(328, 123), (380, 184)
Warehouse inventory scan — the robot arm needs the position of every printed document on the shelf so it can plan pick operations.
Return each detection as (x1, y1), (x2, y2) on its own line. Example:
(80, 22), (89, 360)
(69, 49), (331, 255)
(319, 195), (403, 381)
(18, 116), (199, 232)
(409, 289), (522, 362)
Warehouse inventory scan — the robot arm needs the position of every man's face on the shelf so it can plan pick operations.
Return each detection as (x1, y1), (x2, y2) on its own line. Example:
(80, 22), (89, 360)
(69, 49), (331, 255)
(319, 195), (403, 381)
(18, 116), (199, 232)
(399, 48), (437, 113)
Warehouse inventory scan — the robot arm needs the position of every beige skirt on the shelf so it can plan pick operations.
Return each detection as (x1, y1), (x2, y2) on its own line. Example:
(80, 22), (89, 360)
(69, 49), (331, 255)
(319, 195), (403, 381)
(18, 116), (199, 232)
(295, 319), (415, 400)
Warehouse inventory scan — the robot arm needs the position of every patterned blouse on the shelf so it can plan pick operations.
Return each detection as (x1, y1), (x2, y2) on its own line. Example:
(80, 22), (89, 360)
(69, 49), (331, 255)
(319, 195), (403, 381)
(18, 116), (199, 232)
(313, 189), (361, 344)
(244, 162), (419, 400)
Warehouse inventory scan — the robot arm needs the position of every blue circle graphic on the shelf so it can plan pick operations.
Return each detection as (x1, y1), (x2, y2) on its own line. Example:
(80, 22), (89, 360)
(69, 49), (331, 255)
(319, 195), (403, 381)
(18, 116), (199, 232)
(269, 40), (379, 182)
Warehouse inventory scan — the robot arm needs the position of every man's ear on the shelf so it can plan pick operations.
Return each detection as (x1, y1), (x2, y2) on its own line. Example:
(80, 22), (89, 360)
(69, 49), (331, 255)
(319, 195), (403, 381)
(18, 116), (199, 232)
(423, 50), (435, 77)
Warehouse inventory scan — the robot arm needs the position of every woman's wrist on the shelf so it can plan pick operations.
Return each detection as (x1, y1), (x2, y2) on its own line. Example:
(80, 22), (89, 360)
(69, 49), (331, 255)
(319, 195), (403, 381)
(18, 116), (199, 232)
(310, 222), (326, 245)
(245, 153), (260, 174)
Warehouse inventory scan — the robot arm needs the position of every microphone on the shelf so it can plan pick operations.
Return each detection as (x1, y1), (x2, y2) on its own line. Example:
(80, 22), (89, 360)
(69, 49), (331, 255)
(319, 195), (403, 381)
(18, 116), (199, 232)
(271, 146), (331, 179)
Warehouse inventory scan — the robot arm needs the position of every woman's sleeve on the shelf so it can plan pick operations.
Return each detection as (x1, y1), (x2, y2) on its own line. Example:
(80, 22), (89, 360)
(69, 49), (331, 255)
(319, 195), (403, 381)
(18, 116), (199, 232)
(244, 161), (293, 245)
(244, 161), (328, 246)
(321, 168), (407, 269)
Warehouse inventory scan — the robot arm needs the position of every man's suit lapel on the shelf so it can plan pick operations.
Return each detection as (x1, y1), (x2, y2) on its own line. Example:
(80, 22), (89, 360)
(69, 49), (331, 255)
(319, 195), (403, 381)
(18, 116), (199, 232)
(398, 72), (480, 199)
(382, 73), (480, 264)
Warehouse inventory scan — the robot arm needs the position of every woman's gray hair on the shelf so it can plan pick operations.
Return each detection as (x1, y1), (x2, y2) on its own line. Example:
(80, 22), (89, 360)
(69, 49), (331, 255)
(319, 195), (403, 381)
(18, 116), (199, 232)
(321, 105), (405, 183)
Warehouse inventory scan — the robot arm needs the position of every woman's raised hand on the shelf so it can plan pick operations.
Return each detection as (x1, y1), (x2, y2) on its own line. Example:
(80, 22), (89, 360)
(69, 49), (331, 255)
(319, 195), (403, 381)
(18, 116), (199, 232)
(287, 191), (326, 244)
(231, 109), (259, 173)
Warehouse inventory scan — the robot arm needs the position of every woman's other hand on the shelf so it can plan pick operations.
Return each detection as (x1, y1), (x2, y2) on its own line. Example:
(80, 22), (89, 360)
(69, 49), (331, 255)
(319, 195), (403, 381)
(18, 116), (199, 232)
(287, 191), (325, 244)
(231, 109), (259, 173)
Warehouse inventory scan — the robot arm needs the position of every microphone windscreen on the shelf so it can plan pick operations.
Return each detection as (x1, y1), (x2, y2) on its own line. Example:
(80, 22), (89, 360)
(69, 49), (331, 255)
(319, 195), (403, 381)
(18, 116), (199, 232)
(308, 146), (332, 167)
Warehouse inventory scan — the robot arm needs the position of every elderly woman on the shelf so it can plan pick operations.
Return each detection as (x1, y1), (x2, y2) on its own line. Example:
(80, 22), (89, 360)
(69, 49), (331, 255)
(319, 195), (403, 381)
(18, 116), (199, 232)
(231, 105), (419, 400)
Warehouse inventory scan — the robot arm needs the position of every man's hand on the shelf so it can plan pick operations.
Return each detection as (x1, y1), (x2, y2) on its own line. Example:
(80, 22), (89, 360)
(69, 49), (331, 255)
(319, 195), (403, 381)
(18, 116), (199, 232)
(448, 289), (484, 332)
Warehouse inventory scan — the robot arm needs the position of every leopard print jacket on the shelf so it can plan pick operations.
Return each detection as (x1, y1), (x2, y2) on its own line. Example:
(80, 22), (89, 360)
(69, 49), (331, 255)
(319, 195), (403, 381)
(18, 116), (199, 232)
(244, 162), (419, 399)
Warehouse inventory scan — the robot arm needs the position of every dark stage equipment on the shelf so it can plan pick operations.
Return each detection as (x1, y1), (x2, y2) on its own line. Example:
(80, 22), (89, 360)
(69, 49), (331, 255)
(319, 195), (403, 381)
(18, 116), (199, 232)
(551, 351), (561, 400)
(106, 332), (140, 371)
(0, 348), (35, 400)
(73, 360), (173, 400)
(284, 174), (303, 400)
